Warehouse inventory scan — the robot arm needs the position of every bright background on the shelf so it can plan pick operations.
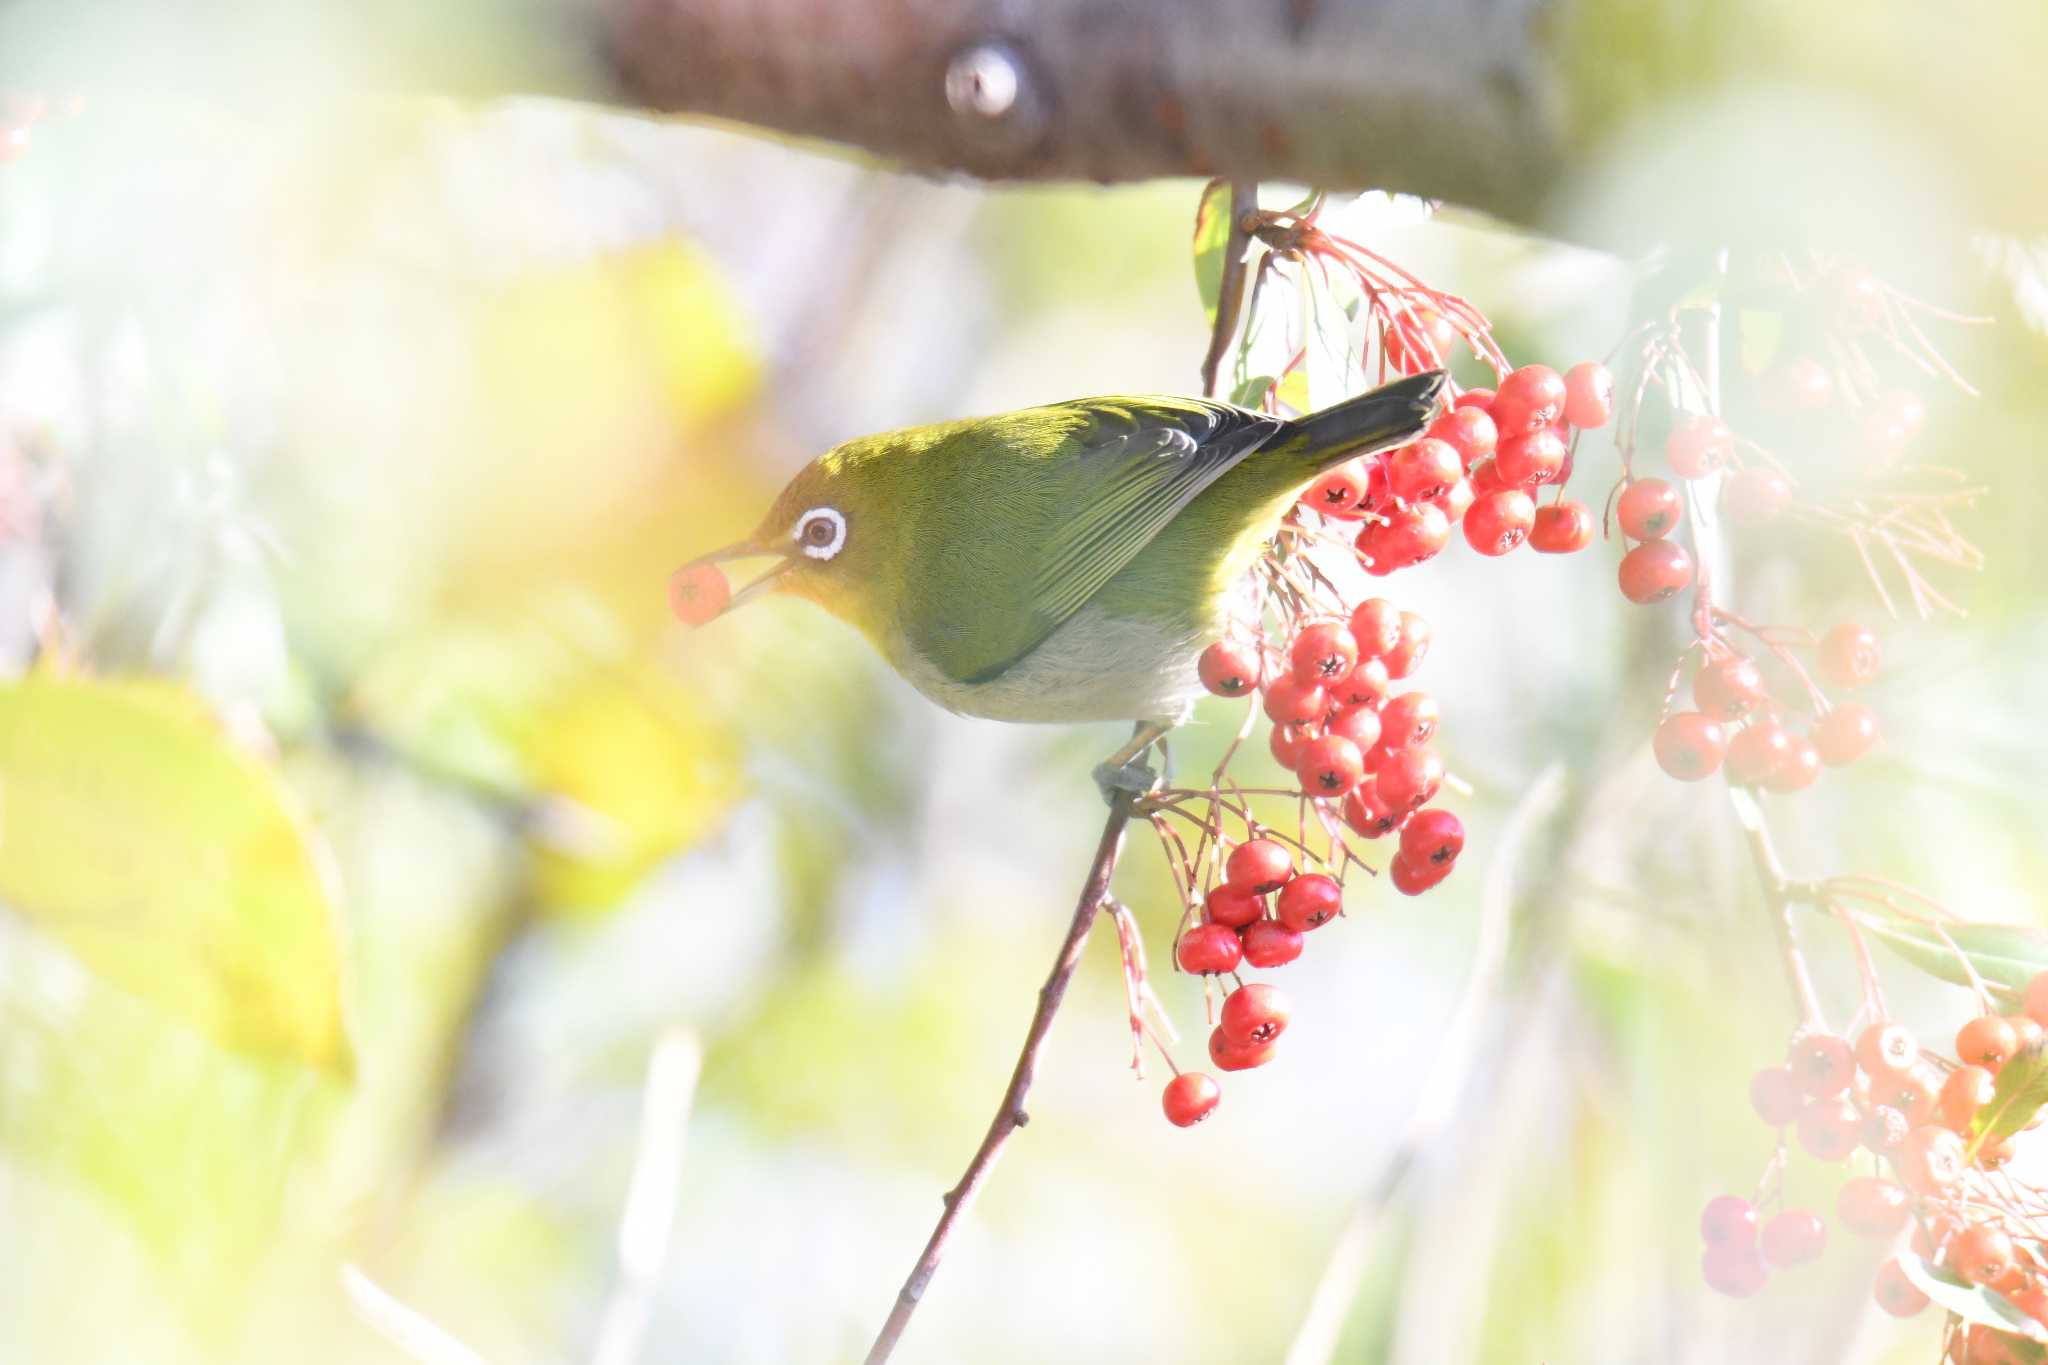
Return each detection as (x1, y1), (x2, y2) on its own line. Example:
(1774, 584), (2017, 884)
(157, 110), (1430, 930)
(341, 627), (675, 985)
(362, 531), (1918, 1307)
(1, 51), (2046, 1365)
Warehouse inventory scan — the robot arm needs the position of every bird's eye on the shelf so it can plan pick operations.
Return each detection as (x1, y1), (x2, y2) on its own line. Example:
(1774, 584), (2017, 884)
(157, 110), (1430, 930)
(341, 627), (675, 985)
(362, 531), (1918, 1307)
(794, 506), (847, 560)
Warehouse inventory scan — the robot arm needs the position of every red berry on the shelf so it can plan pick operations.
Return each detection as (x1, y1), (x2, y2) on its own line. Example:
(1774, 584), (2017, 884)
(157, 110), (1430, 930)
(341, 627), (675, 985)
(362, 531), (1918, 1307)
(1832, 270), (1886, 328)
(1562, 361), (1614, 429)
(1490, 364), (1566, 437)
(1529, 500), (1595, 554)
(1616, 478), (1683, 541)
(1433, 477), (1475, 526)
(1797, 1096), (1861, 1161)
(1652, 712), (1726, 781)
(1819, 623), (1881, 690)
(1724, 467), (1792, 524)
(1882, 388), (1928, 440)
(1328, 702), (1384, 754)
(1199, 639), (1263, 697)
(1177, 923), (1244, 975)
(1766, 356), (1835, 412)
(1725, 720), (1792, 787)
(1761, 1210), (1828, 1268)
(1349, 598), (1402, 659)
(1290, 622), (1358, 686)
(1161, 1072), (1221, 1127)
(1425, 407), (1496, 468)
(1957, 1015), (2019, 1072)
(1276, 872), (1343, 931)
(1331, 655), (1392, 709)
(1357, 503), (1451, 571)
(1399, 808), (1463, 866)
(1701, 1244), (1769, 1298)
(1383, 612), (1430, 679)
(1897, 1124), (1965, 1196)
(1617, 540), (1694, 604)
(668, 562), (731, 626)
(1375, 746), (1443, 813)
(1466, 456), (1506, 494)
(1378, 691), (1439, 751)
(1666, 414), (1733, 479)
(1204, 882), (1264, 929)
(1837, 1178), (1910, 1238)
(1791, 1033), (1856, 1097)
(1209, 1025), (1278, 1072)
(1342, 786), (1401, 839)
(1241, 919), (1305, 969)
(1872, 1257), (1929, 1318)
(1226, 838), (1293, 894)
(1951, 1225), (2018, 1287)
(1304, 461), (1377, 519)
(1750, 1066), (1804, 1125)
(1694, 655), (1769, 722)
(1856, 1021), (1917, 1076)
(1870, 1068), (1939, 1127)
(1463, 489), (1535, 555)
(1388, 850), (1451, 895)
(1492, 427), (1567, 486)
(1452, 387), (1494, 413)
(1298, 735), (1366, 797)
(1387, 438), (1463, 504)
(1815, 703), (1880, 766)
(1700, 1195), (1759, 1247)
(1269, 722), (1310, 770)
(1219, 983), (1290, 1046)
(1262, 675), (1327, 724)
(1763, 733), (1822, 793)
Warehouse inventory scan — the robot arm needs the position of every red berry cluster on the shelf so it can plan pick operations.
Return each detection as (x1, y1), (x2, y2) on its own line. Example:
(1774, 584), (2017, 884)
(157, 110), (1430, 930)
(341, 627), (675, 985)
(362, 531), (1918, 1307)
(1292, 360), (1612, 576)
(1197, 600), (1463, 893)
(1158, 832), (1461, 1125)
(1651, 620), (1883, 790)
(1701, 973), (2048, 1357)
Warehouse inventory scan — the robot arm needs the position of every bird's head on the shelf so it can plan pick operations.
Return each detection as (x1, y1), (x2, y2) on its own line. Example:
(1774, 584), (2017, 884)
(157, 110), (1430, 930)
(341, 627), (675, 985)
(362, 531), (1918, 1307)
(673, 438), (906, 634)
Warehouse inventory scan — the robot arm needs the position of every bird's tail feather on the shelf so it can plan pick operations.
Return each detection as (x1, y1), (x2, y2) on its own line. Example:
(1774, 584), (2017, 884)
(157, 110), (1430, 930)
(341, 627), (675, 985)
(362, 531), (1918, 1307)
(1284, 370), (1448, 470)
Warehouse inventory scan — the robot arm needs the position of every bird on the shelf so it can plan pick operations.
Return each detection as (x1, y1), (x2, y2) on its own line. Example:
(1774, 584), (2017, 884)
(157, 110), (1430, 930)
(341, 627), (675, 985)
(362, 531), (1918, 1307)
(679, 370), (1447, 792)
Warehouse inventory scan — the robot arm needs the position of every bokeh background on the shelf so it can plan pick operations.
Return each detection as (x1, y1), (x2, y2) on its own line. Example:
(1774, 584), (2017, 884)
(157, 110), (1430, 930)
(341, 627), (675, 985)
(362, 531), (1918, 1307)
(1, 34), (2046, 1365)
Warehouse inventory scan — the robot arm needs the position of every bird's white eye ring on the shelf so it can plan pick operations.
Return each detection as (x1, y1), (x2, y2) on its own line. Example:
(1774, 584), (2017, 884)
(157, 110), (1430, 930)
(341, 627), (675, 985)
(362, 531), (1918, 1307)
(794, 506), (847, 560)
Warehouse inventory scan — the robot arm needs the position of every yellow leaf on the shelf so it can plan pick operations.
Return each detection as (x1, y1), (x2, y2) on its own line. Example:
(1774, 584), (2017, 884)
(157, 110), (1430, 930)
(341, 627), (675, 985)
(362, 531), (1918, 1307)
(0, 677), (352, 1074)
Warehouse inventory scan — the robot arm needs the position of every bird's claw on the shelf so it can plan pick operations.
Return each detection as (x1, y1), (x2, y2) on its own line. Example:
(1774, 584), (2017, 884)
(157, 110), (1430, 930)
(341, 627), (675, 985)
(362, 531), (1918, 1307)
(1093, 758), (1161, 806)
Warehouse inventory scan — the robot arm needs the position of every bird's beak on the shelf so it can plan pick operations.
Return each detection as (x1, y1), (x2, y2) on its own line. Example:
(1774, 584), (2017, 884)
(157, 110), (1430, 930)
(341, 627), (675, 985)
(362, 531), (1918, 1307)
(677, 537), (795, 615)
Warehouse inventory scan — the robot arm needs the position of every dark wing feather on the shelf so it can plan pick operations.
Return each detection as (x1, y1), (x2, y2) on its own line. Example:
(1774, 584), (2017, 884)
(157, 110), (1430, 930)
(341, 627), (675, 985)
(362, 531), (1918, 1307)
(934, 397), (1282, 686)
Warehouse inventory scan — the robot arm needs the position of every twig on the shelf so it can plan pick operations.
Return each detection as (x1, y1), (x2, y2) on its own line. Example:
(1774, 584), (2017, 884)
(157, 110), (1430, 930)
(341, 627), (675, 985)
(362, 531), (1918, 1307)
(1199, 181), (1259, 398)
(592, 1029), (704, 1365)
(863, 791), (1138, 1364)
(340, 1265), (497, 1365)
(1284, 763), (1566, 1365)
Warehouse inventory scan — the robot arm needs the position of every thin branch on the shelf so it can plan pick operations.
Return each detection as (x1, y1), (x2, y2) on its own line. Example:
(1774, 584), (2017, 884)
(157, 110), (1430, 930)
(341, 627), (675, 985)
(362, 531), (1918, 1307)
(863, 791), (1138, 1365)
(592, 1029), (704, 1365)
(340, 1265), (497, 1365)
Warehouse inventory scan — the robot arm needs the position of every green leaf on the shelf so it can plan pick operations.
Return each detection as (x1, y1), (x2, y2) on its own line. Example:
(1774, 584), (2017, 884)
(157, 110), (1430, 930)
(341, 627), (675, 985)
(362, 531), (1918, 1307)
(1230, 374), (1276, 409)
(1854, 912), (2048, 999)
(1972, 1038), (2048, 1149)
(1896, 1253), (2048, 1342)
(1191, 180), (1238, 326)
(0, 676), (351, 1074)
(1736, 307), (1784, 375)
(1274, 369), (1311, 416)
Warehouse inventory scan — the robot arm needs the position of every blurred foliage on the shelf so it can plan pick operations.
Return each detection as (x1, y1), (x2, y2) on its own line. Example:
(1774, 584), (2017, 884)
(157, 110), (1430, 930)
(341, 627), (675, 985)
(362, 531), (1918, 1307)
(0, 673), (349, 1071)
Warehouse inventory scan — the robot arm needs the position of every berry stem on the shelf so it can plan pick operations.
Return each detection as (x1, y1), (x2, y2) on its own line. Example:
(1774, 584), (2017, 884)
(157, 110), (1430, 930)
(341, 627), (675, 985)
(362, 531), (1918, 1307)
(862, 792), (1137, 1365)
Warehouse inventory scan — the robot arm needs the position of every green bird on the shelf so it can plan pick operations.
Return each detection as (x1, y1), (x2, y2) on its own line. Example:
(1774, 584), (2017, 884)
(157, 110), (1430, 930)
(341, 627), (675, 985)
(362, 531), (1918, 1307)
(686, 370), (1446, 786)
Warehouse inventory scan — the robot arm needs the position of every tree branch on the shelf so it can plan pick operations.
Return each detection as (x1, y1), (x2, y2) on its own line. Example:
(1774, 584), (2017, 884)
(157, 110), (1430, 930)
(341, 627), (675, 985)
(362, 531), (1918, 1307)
(862, 790), (1137, 1365)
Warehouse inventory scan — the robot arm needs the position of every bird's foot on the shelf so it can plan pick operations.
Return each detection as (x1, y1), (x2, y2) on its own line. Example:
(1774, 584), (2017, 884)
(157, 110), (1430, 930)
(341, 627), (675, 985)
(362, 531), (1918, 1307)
(1093, 757), (1161, 806)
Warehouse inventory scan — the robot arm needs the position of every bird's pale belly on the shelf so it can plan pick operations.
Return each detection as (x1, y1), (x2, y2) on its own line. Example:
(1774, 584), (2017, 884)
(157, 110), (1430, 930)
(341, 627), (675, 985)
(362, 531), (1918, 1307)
(889, 599), (1211, 725)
